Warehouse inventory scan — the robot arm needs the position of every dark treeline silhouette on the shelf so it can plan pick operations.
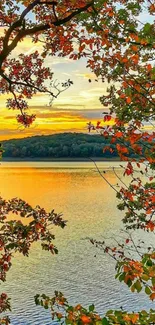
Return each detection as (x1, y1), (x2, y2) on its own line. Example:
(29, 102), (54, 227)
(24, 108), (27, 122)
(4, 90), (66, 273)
(2, 133), (118, 159)
(1, 132), (143, 159)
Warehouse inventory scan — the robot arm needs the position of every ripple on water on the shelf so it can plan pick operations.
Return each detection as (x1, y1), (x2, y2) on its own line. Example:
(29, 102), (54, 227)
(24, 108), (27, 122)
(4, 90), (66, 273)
(0, 164), (154, 324)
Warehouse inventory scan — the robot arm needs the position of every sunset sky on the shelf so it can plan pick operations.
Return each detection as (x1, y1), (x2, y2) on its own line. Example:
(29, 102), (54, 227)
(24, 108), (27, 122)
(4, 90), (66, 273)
(0, 32), (109, 140)
(0, 5), (152, 141)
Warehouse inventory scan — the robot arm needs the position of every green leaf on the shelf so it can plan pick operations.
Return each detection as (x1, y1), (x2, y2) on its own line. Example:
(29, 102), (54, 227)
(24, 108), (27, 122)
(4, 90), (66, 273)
(34, 294), (40, 305)
(134, 280), (142, 293)
(127, 278), (132, 287)
(106, 310), (113, 315)
(89, 304), (95, 312)
(146, 259), (153, 267)
(119, 272), (125, 282)
(102, 317), (110, 325)
(145, 286), (152, 295)
(143, 23), (151, 34)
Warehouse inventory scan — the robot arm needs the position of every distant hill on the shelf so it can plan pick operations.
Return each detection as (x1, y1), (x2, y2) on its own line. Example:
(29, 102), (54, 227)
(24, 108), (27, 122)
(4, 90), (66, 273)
(1, 132), (120, 159)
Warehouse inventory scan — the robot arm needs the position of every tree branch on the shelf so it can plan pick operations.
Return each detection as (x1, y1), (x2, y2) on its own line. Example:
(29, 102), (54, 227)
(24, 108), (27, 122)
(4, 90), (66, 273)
(3, 0), (40, 49)
(0, 1), (94, 67)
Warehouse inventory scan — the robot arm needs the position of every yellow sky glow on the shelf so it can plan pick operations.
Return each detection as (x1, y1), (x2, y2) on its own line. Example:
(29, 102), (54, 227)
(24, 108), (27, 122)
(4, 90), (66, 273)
(0, 31), (109, 140)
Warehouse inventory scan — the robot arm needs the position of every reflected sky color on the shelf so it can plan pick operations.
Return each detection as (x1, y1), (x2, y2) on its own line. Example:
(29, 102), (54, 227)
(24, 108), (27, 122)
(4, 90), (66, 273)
(0, 162), (154, 324)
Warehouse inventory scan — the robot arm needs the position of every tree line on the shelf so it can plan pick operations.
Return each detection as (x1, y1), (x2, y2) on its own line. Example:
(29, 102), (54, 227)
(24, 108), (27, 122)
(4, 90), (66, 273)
(2, 132), (151, 159)
(2, 133), (118, 159)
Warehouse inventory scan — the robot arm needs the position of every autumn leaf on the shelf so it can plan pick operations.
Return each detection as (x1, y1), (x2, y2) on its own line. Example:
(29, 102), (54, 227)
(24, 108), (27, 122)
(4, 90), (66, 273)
(150, 293), (155, 301)
(81, 315), (91, 324)
(115, 131), (123, 138)
(126, 97), (132, 104)
(130, 314), (139, 324)
(146, 64), (152, 71)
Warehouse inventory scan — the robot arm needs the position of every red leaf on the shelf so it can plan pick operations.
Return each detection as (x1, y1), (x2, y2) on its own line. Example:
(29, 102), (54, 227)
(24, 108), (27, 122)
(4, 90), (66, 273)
(104, 115), (111, 122)
(115, 131), (123, 138)
(96, 121), (101, 128)
(126, 97), (131, 104)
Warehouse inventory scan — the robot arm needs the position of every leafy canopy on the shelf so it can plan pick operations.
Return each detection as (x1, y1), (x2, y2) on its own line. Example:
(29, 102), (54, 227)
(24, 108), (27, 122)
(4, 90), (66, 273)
(0, 0), (155, 324)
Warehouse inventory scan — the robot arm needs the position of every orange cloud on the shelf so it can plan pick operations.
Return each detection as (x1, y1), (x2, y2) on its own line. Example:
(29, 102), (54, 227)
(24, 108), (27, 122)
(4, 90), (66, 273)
(0, 107), (110, 140)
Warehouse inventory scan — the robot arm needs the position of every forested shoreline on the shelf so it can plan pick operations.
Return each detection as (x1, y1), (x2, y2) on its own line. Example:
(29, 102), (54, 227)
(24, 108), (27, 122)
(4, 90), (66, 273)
(1, 133), (119, 159)
(1, 132), (147, 160)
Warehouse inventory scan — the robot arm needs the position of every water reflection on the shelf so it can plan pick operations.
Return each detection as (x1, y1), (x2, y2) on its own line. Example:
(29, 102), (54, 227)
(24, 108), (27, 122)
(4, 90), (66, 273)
(0, 162), (153, 324)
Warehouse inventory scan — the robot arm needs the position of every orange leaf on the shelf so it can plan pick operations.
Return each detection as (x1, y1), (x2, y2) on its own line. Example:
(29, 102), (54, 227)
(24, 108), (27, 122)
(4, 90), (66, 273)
(150, 293), (155, 301)
(81, 315), (91, 324)
(150, 4), (155, 12)
(146, 221), (155, 231)
(115, 131), (123, 138)
(152, 195), (155, 203)
(119, 20), (124, 24)
(147, 64), (152, 72)
(131, 45), (138, 52)
(120, 93), (126, 98)
(131, 314), (139, 324)
(126, 97), (132, 104)
(108, 11), (114, 17)
(122, 57), (128, 63)
(130, 34), (139, 42)
(131, 54), (139, 64)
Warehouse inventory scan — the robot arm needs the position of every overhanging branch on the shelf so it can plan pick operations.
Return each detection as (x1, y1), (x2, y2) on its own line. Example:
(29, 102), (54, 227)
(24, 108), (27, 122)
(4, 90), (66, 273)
(0, 1), (94, 66)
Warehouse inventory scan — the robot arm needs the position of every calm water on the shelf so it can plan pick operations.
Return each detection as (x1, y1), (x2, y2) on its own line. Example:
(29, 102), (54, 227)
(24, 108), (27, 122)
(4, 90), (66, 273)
(0, 162), (153, 324)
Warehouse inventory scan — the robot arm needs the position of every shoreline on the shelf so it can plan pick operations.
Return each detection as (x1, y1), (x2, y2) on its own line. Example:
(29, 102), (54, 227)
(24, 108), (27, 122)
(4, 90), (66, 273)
(1, 157), (120, 162)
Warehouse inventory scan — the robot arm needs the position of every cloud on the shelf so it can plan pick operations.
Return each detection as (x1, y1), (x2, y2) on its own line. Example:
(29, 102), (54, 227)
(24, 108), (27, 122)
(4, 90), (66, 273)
(0, 27), (109, 140)
(0, 107), (105, 140)
(3, 107), (106, 122)
(47, 57), (72, 66)
(62, 72), (72, 77)
(75, 72), (97, 80)
(52, 104), (86, 109)
(82, 87), (107, 95)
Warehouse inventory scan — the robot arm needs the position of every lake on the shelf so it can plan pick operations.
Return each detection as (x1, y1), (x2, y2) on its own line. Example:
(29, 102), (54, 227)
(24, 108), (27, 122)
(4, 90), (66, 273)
(0, 161), (153, 324)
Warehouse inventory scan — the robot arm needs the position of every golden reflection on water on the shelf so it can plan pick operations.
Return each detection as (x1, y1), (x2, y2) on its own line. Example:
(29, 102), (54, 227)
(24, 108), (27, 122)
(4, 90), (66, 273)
(0, 164), (119, 229)
(0, 163), (153, 325)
